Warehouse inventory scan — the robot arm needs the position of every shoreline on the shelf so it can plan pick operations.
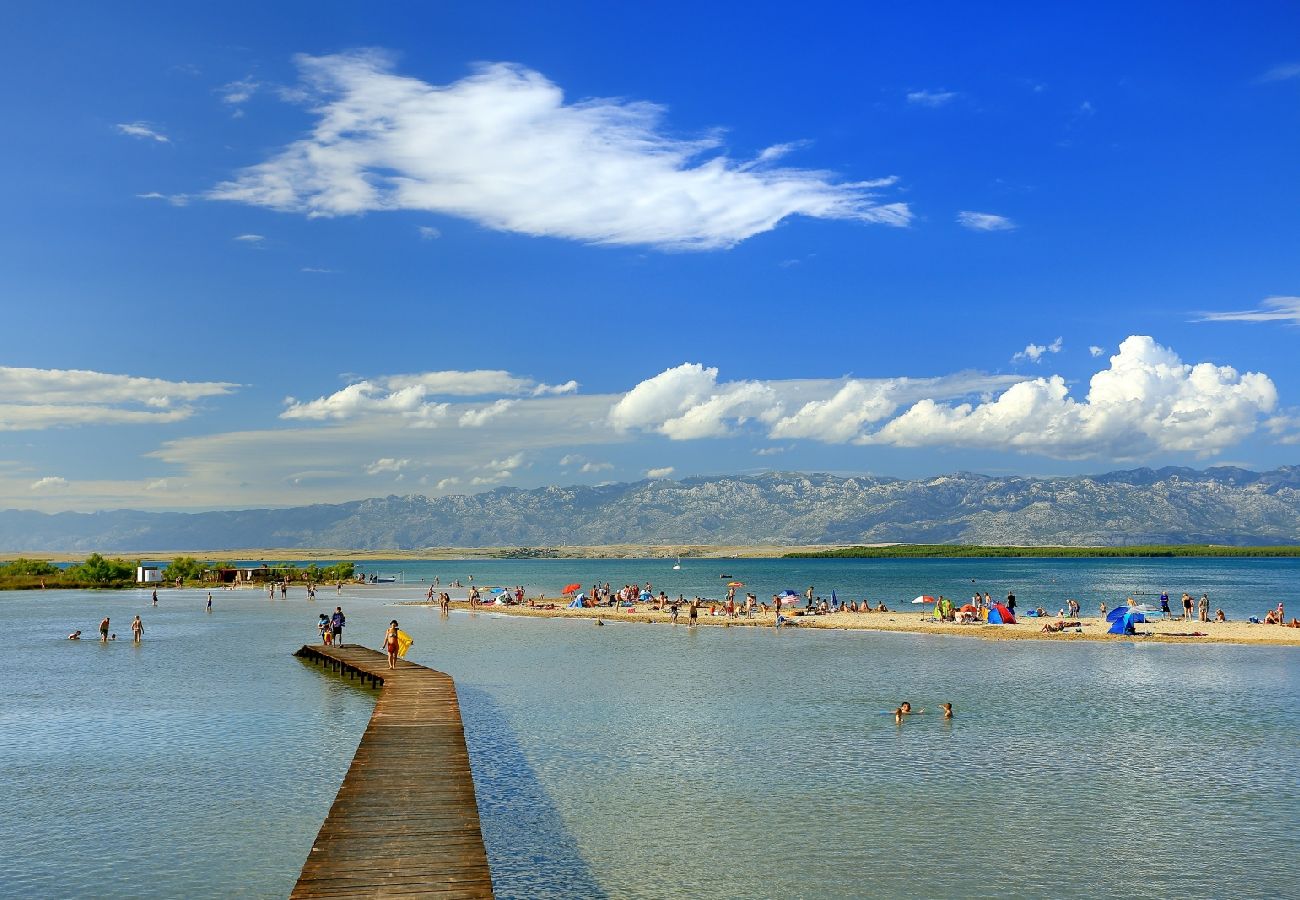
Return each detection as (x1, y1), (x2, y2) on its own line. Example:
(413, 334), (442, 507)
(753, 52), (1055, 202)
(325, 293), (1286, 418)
(6, 541), (1300, 563)
(402, 598), (1300, 647)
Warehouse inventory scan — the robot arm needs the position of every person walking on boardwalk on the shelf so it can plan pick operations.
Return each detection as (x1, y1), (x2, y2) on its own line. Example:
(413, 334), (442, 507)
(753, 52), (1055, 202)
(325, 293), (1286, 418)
(383, 620), (401, 669)
(131, 615), (143, 644)
(99, 616), (110, 643)
(331, 607), (346, 645)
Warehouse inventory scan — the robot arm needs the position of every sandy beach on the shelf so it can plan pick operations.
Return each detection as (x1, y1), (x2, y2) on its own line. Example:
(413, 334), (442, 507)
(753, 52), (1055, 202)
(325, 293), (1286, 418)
(404, 596), (1300, 646)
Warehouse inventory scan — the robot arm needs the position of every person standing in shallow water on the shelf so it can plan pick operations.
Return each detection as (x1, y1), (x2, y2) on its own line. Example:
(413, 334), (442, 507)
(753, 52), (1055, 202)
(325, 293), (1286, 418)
(99, 616), (110, 643)
(131, 615), (143, 644)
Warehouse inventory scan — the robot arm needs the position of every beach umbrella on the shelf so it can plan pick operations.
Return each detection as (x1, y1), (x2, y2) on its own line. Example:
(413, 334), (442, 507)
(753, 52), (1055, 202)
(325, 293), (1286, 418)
(727, 581), (744, 587)
(562, 583), (582, 594)
(776, 590), (800, 607)
(912, 595), (937, 604)
(832, 590), (838, 605)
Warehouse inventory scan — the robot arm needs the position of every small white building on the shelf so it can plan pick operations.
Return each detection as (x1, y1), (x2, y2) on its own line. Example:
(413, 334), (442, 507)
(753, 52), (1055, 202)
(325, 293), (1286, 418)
(136, 565), (163, 584)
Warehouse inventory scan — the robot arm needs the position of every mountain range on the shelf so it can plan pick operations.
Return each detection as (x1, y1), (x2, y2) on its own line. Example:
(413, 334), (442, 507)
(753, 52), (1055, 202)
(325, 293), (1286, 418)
(4, 466), (1300, 552)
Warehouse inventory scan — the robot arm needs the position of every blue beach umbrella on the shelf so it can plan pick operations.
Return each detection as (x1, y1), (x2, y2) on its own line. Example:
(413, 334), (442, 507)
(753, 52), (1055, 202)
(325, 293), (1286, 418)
(1107, 610), (1146, 635)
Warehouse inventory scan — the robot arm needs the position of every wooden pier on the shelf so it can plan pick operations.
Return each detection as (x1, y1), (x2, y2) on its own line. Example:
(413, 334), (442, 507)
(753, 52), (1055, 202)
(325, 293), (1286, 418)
(292, 644), (494, 899)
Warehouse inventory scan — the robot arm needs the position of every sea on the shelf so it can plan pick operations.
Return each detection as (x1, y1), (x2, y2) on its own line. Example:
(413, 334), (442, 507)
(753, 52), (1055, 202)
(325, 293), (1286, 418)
(3, 557), (1298, 899)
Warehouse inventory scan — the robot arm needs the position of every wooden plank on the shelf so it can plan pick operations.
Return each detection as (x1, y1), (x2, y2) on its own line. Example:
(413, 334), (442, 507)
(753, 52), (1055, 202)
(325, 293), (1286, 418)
(291, 645), (494, 899)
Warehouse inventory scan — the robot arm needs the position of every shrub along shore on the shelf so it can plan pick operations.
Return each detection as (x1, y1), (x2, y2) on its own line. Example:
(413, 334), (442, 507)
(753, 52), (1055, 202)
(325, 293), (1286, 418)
(0, 555), (355, 590)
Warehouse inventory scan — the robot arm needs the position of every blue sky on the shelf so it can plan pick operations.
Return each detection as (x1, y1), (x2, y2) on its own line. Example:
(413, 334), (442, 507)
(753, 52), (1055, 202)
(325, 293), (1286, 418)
(2, 1), (1298, 511)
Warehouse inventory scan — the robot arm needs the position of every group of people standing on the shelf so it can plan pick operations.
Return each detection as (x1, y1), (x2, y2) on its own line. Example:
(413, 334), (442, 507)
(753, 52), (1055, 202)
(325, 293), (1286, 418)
(1158, 591), (1213, 621)
(316, 607), (348, 645)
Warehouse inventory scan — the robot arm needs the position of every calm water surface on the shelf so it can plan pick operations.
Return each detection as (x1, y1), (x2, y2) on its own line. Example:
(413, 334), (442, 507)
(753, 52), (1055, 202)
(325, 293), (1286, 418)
(3, 558), (1298, 898)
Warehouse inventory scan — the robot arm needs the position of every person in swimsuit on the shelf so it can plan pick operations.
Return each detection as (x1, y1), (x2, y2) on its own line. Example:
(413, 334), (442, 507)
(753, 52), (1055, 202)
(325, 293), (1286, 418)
(383, 620), (401, 669)
(131, 616), (144, 644)
(99, 617), (110, 643)
(68, 630), (82, 640)
(941, 703), (954, 719)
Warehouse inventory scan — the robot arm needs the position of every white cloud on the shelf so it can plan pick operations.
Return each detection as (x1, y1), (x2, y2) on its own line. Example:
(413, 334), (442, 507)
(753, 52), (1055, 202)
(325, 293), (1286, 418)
(611, 363), (1020, 444)
(435, 477), (460, 490)
(1196, 296), (1300, 325)
(209, 52), (910, 250)
(1089, 345), (1104, 357)
(906, 89), (958, 107)
(282, 370), (574, 424)
(864, 336), (1277, 459)
(459, 399), (517, 428)
(301, 266), (336, 274)
(0, 366), (237, 431)
(220, 76), (260, 113)
(957, 211), (1016, 231)
(1013, 337), (1063, 363)
(417, 225), (441, 240)
(1259, 62), (1300, 83)
(645, 466), (675, 478)
(30, 476), (69, 490)
(116, 122), (169, 143)
(580, 461), (613, 473)
(136, 192), (189, 206)
(234, 233), (264, 243)
(754, 446), (785, 456)
(365, 457), (410, 475)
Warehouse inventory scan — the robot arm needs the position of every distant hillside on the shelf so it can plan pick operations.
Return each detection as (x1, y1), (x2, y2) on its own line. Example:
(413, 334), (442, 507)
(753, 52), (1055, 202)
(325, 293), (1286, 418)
(3, 466), (1300, 552)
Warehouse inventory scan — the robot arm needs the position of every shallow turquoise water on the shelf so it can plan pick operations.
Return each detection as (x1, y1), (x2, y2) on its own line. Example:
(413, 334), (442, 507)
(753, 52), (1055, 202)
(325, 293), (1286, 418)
(3, 558), (1299, 898)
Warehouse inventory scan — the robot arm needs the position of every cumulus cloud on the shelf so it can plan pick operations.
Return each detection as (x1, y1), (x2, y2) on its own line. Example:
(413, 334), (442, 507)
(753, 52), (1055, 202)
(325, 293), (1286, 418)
(1089, 345), (1105, 357)
(365, 457), (410, 475)
(209, 52), (910, 249)
(864, 336), (1277, 459)
(906, 89), (958, 107)
(611, 363), (1020, 443)
(1013, 337), (1063, 363)
(470, 452), (525, 484)
(282, 370), (575, 423)
(116, 122), (169, 143)
(435, 476), (460, 490)
(417, 226), (441, 240)
(459, 399), (517, 428)
(1196, 296), (1300, 325)
(957, 211), (1016, 231)
(30, 476), (69, 490)
(645, 466), (675, 478)
(0, 366), (238, 431)
(580, 461), (613, 473)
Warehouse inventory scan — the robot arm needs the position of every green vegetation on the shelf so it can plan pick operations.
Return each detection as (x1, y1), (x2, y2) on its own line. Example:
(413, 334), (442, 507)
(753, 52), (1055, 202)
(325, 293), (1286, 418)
(162, 556), (208, 582)
(786, 544), (1300, 559)
(0, 555), (356, 590)
(61, 553), (137, 584)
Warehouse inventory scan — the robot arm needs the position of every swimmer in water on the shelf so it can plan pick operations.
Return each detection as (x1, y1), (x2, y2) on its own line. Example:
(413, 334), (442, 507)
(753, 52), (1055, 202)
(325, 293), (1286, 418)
(941, 703), (953, 719)
(899, 701), (924, 715)
(68, 630), (81, 640)
(894, 707), (904, 724)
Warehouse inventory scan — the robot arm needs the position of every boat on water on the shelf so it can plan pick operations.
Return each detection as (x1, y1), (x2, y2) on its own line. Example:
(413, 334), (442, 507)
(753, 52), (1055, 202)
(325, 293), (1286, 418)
(672, 556), (681, 570)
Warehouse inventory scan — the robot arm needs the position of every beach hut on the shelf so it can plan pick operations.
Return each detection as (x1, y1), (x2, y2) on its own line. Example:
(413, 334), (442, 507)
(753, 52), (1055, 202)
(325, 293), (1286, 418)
(987, 603), (1017, 624)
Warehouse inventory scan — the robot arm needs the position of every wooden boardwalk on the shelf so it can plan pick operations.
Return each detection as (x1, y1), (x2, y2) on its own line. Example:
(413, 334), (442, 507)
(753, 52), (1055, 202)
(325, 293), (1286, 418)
(292, 644), (494, 899)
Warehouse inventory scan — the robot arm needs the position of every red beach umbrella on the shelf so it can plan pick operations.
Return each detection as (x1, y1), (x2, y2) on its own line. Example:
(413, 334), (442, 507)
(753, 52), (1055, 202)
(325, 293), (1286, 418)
(562, 583), (582, 594)
(727, 581), (744, 587)
(912, 595), (936, 604)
